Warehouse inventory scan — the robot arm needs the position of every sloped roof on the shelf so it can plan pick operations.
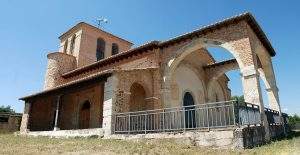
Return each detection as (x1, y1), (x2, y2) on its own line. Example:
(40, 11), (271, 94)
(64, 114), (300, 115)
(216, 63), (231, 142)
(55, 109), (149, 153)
(20, 12), (276, 101)
(59, 22), (133, 45)
(62, 12), (276, 78)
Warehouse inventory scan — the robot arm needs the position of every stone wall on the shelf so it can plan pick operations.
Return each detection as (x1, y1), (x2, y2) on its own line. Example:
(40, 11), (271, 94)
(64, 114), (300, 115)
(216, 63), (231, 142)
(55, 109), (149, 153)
(233, 126), (265, 149)
(29, 95), (56, 131)
(58, 82), (104, 130)
(27, 128), (105, 138)
(0, 115), (22, 132)
(64, 51), (158, 84)
(114, 69), (161, 113)
(108, 129), (236, 149)
(44, 52), (76, 90)
(269, 125), (285, 139)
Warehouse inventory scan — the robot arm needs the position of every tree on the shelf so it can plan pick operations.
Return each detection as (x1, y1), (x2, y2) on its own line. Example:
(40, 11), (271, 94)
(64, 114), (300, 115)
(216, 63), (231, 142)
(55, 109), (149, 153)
(231, 95), (245, 106)
(0, 105), (15, 113)
(288, 114), (300, 129)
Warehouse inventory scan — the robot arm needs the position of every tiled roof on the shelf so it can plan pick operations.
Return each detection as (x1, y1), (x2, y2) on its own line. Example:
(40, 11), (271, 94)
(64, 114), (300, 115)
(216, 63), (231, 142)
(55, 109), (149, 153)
(19, 70), (113, 101)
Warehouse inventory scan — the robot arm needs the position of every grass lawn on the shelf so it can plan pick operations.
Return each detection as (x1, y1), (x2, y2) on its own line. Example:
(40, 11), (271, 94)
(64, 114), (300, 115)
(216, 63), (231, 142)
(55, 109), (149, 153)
(0, 131), (299, 155)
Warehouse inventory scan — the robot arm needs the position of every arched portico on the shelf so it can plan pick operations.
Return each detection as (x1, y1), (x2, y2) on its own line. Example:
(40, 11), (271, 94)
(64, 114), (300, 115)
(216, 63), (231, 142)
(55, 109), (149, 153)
(161, 35), (271, 139)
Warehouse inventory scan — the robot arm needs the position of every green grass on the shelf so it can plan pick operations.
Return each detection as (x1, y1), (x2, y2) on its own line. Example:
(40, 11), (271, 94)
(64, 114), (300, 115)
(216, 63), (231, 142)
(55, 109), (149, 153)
(0, 132), (299, 155)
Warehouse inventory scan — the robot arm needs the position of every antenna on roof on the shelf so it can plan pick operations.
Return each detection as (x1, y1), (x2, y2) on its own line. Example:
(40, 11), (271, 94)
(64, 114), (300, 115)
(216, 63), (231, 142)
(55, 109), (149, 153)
(96, 18), (108, 29)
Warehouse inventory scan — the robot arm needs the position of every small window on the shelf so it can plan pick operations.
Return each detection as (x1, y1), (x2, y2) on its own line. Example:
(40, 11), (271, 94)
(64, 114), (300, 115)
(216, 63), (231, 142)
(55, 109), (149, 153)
(111, 43), (119, 55)
(70, 35), (76, 54)
(96, 38), (105, 61)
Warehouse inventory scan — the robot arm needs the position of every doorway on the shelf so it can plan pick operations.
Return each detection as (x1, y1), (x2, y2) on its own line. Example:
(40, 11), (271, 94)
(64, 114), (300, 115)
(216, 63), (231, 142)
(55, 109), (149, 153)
(79, 101), (90, 129)
(183, 92), (196, 128)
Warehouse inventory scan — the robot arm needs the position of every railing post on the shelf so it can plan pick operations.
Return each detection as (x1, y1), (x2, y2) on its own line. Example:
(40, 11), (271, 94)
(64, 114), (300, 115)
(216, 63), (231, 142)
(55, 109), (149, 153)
(233, 100), (238, 127)
(206, 105), (210, 130)
(114, 114), (116, 133)
(246, 103), (250, 127)
(163, 109), (165, 132)
(183, 107), (186, 131)
(128, 114), (130, 134)
(144, 114), (147, 134)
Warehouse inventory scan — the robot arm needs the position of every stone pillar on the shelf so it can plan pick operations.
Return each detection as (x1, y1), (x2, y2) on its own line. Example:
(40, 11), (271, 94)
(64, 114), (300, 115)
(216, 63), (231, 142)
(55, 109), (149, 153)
(102, 75), (118, 136)
(20, 102), (31, 134)
(263, 62), (281, 112)
(161, 75), (172, 108)
(53, 95), (61, 131)
(241, 66), (270, 141)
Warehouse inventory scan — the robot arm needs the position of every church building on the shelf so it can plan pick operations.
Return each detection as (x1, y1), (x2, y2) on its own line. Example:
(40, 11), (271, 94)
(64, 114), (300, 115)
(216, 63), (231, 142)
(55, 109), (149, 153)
(19, 13), (286, 148)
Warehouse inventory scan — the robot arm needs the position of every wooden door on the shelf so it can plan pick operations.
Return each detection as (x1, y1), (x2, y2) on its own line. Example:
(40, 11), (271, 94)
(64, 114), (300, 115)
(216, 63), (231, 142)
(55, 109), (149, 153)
(79, 101), (90, 129)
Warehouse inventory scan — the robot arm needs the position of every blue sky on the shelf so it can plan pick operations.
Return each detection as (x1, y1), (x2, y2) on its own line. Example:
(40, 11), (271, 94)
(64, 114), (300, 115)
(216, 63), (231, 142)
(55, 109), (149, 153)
(0, 0), (299, 115)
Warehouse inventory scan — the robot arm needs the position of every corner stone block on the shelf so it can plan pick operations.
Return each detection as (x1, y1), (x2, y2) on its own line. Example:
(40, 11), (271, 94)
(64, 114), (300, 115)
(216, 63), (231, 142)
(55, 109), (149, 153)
(102, 75), (118, 136)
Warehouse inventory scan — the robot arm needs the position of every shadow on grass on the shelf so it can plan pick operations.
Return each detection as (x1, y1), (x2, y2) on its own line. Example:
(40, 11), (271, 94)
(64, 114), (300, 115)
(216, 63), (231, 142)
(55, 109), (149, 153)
(286, 130), (300, 139)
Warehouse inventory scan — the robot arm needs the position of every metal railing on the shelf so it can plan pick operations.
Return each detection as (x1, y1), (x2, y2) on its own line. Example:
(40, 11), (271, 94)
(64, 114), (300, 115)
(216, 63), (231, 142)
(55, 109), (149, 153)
(236, 102), (261, 126)
(264, 108), (281, 125)
(114, 100), (262, 134)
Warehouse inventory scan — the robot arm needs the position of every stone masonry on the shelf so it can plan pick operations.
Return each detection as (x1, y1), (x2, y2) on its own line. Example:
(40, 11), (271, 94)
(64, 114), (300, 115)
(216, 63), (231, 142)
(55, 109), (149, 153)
(19, 12), (284, 148)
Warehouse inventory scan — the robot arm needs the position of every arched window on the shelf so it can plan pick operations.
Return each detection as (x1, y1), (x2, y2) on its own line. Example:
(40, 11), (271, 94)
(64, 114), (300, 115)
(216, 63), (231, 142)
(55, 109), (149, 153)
(96, 38), (105, 61)
(111, 43), (119, 55)
(63, 40), (68, 53)
(70, 35), (76, 54)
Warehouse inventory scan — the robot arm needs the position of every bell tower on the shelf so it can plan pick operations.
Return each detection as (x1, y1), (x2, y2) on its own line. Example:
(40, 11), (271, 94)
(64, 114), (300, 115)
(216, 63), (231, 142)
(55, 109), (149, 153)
(58, 22), (133, 67)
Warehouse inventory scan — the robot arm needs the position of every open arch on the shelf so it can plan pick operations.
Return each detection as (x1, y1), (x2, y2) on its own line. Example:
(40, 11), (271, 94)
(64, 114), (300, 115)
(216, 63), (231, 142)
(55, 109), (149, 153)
(129, 83), (147, 112)
(162, 38), (262, 106)
(79, 100), (90, 129)
(170, 61), (205, 108)
(165, 38), (246, 78)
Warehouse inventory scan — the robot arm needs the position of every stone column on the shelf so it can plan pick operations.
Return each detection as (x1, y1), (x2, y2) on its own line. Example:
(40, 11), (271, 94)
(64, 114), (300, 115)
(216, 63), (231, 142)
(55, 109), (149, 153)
(53, 95), (61, 131)
(102, 75), (118, 136)
(161, 74), (172, 108)
(263, 62), (281, 112)
(20, 102), (31, 134)
(241, 66), (270, 141)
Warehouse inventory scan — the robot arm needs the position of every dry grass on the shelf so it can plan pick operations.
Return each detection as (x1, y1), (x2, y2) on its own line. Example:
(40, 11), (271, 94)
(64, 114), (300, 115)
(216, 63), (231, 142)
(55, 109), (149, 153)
(0, 132), (299, 155)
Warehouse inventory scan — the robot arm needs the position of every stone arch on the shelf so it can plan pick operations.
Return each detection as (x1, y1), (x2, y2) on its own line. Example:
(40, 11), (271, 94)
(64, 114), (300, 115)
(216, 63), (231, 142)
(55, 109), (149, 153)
(207, 80), (226, 102)
(162, 38), (247, 106)
(165, 38), (245, 78)
(170, 63), (206, 108)
(161, 36), (267, 122)
(128, 82), (148, 112)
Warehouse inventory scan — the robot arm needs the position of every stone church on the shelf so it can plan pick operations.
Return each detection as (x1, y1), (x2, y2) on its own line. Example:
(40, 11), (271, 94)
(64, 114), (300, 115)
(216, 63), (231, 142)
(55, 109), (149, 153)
(19, 13), (286, 148)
